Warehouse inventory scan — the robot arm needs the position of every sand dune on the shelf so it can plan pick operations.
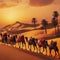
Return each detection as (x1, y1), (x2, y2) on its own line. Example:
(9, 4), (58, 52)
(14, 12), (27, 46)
(0, 21), (60, 60)
(1, 21), (40, 31)
(0, 44), (55, 60)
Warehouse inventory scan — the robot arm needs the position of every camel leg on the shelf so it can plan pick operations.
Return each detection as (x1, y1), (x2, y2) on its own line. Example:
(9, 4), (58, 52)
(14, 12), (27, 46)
(43, 47), (44, 52)
(34, 46), (37, 52)
(30, 45), (31, 51)
(39, 47), (41, 53)
(25, 43), (26, 49)
(18, 43), (20, 48)
(50, 49), (52, 56)
(36, 46), (38, 52)
(34, 46), (35, 51)
(28, 45), (30, 49)
(57, 51), (59, 56)
(54, 50), (57, 58)
(19, 43), (20, 48)
(46, 47), (47, 55)
(22, 43), (24, 48)
(57, 48), (59, 56)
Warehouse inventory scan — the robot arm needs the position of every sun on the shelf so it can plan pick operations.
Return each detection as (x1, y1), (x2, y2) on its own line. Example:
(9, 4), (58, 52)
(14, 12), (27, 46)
(2, 7), (20, 23)
(5, 10), (17, 21)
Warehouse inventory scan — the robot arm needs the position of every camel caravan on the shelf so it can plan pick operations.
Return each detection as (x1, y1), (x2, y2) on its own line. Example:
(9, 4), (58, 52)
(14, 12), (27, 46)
(0, 32), (59, 57)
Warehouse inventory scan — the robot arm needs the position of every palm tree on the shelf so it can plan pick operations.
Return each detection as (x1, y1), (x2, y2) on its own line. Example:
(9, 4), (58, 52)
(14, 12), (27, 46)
(53, 11), (59, 19)
(52, 17), (58, 35)
(53, 11), (59, 36)
(32, 18), (37, 29)
(41, 19), (48, 34)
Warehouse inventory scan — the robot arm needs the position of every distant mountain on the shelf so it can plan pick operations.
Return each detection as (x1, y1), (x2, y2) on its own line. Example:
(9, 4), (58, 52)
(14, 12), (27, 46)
(1, 21), (60, 34)
(1, 21), (40, 31)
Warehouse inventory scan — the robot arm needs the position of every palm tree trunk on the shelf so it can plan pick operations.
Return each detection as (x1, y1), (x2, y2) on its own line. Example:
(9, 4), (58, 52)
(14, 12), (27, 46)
(55, 27), (56, 35)
(57, 18), (59, 36)
(45, 26), (47, 34)
(57, 24), (60, 36)
(34, 23), (36, 29)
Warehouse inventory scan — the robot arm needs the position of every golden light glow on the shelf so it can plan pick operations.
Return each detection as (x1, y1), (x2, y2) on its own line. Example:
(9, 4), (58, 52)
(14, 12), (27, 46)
(5, 11), (17, 20)
(0, 0), (60, 27)
(2, 7), (20, 23)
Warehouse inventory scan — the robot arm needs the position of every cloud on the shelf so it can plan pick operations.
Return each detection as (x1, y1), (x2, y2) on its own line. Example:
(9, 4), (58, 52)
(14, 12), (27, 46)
(0, 0), (21, 8)
(29, 0), (54, 7)
(53, 0), (60, 5)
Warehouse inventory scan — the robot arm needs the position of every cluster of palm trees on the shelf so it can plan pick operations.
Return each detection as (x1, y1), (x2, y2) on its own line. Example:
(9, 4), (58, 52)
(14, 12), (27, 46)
(52, 11), (59, 36)
(32, 11), (59, 36)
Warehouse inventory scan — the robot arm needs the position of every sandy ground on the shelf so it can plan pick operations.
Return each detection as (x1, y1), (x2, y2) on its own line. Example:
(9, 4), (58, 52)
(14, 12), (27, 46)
(0, 43), (56, 60)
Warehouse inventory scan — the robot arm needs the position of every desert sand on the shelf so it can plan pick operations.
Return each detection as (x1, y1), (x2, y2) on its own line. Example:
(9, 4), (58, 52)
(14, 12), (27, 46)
(0, 43), (56, 60)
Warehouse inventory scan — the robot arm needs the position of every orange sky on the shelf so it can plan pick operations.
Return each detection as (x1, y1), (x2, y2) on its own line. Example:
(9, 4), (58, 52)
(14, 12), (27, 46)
(0, 0), (60, 27)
